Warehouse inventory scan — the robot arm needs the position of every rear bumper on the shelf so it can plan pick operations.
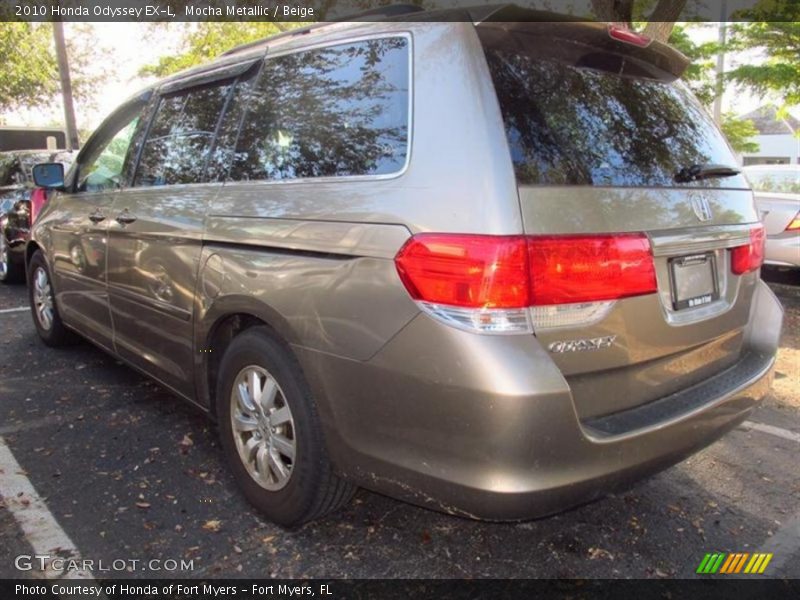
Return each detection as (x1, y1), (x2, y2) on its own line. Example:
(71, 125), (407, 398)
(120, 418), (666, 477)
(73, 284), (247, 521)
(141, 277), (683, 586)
(297, 280), (783, 520)
(765, 232), (800, 268)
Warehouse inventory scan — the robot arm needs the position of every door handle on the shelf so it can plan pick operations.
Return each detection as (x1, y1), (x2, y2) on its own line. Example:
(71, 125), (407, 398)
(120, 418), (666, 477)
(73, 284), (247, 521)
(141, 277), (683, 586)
(88, 210), (106, 224)
(116, 210), (137, 225)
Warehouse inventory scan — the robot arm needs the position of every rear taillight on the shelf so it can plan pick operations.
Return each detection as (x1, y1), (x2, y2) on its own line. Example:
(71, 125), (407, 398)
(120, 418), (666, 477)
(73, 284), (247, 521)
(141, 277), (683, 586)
(395, 233), (657, 333)
(786, 212), (800, 232)
(395, 234), (529, 309)
(731, 225), (766, 275)
(30, 187), (47, 223)
(527, 234), (657, 305)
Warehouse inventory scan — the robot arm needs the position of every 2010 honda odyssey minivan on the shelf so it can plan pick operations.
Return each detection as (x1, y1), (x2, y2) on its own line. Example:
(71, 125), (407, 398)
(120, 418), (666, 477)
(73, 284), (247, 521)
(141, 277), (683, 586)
(29, 6), (783, 526)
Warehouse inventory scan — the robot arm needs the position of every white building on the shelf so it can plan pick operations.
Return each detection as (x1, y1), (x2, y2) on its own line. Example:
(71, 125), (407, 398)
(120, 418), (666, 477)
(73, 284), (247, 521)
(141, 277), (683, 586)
(738, 106), (800, 166)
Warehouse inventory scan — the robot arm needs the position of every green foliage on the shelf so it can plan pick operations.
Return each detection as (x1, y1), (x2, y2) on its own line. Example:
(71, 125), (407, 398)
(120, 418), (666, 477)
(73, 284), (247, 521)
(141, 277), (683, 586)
(727, 2), (800, 106)
(720, 113), (760, 154)
(140, 23), (306, 78)
(0, 23), (59, 115)
(668, 24), (720, 105)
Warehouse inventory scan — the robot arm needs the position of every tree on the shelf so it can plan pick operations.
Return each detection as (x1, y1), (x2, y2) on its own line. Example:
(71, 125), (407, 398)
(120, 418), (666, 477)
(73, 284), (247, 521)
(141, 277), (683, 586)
(720, 113), (760, 154)
(140, 22), (305, 78)
(727, 20), (800, 106)
(590, 0), (687, 42)
(0, 23), (104, 126)
(0, 23), (59, 116)
(668, 24), (720, 105)
(665, 25), (760, 154)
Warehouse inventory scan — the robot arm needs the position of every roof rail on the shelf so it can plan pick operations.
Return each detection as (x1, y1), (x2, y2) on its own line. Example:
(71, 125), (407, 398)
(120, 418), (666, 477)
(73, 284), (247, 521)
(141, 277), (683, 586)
(221, 3), (427, 57)
(221, 24), (316, 57)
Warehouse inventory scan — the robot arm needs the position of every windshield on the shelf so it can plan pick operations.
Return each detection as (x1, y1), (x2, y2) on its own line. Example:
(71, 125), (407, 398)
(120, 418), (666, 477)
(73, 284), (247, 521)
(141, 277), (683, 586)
(481, 42), (743, 188)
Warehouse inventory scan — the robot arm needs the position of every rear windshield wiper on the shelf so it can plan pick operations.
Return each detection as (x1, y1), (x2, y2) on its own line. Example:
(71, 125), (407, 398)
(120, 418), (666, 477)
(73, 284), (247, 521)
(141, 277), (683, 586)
(675, 164), (741, 183)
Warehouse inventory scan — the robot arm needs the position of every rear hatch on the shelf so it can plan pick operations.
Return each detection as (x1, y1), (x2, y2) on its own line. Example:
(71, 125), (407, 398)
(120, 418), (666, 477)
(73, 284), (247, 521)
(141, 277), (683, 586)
(477, 15), (762, 420)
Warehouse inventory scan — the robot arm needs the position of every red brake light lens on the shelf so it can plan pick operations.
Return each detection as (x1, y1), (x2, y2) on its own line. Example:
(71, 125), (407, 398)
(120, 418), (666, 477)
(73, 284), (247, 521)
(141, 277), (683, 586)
(607, 24), (652, 48)
(395, 233), (657, 309)
(527, 234), (657, 305)
(731, 224), (766, 275)
(395, 234), (530, 308)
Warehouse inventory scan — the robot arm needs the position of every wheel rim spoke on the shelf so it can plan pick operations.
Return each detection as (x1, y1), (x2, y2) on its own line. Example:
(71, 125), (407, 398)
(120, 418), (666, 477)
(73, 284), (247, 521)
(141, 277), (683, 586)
(270, 405), (291, 427)
(255, 445), (270, 481)
(233, 413), (258, 432)
(243, 437), (260, 461)
(260, 377), (278, 413)
(268, 447), (290, 482)
(237, 382), (255, 413)
(248, 371), (262, 405)
(272, 434), (295, 460)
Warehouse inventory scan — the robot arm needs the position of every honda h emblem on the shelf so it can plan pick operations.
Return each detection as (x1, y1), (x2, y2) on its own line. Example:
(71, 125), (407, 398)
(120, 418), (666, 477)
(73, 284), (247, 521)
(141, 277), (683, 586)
(691, 195), (713, 222)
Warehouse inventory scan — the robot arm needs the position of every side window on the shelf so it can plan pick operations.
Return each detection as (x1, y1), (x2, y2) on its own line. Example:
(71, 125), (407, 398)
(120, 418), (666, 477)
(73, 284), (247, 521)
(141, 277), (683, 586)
(230, 36), (410, 182)
(207, 71), (260, 182)
(134, 82), (232, 187)
(79, 115), (141, 193)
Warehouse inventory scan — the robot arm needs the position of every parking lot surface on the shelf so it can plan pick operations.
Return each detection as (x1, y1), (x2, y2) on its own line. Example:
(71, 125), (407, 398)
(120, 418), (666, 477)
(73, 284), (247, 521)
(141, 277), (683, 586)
(0, 271), (798, 579)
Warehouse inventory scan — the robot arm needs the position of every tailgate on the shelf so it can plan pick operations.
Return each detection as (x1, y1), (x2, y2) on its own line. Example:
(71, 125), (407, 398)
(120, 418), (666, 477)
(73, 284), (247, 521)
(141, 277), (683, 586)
(520, 186), (758, 418)
(477, 18), (762, 419)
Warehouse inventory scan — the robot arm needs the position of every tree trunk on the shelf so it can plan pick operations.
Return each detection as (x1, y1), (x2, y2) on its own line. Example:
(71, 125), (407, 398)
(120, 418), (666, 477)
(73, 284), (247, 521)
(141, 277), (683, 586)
(590, 0), (634, 26)
(642, 0), (687, 42)
(52, 22), (79, 151)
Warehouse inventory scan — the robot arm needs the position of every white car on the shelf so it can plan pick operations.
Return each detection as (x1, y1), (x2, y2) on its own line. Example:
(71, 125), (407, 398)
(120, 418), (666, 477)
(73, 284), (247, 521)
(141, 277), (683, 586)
(744, 165), (800, 269)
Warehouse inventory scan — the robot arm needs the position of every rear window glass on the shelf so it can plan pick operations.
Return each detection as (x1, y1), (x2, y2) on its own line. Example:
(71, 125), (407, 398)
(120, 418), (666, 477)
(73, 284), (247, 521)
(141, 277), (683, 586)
(229, 37), (409, 182)
(482, 45), (740, 188)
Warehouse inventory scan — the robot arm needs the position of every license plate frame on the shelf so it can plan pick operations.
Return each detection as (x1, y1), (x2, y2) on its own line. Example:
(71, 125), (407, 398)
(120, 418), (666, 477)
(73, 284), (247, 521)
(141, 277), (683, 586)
(668, 252), (719, 311)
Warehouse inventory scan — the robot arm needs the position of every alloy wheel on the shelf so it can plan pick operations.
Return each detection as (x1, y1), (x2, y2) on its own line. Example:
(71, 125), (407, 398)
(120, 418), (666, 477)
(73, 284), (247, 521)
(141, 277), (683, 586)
(230, 365), (297, 491)
(33, 266), (54, 330)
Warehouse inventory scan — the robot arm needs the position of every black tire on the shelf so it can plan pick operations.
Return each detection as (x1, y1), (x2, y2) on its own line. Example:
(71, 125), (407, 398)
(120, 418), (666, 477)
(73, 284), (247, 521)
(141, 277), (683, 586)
(216, 326), (355, 527)
(0, 234), (23, 284)
(27, 250), (78, 346)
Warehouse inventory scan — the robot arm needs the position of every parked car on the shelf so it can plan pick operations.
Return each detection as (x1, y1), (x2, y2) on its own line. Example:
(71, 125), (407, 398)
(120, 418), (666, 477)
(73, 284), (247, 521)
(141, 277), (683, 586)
(744, 164), (800, 194)
(28, 8), (783, 526)
(744, 165), (800, 269)
(0, 150), (73, 283)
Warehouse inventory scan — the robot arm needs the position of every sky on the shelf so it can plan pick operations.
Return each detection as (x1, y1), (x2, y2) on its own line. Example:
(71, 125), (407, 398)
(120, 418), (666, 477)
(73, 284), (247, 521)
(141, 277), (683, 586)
(7, 22), (183, 130)
(1, 20), (786, 132)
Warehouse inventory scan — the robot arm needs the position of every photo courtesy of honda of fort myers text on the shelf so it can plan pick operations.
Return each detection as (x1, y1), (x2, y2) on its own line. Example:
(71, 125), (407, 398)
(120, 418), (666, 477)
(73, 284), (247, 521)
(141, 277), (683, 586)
(0, 0), (799, 598)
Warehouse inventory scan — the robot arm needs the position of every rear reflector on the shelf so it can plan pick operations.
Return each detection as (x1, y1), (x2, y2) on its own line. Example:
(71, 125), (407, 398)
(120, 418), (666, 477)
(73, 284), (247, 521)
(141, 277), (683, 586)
(731, 224), (766, 274)
(786, 211), (800, 232)
(395, 232), (657, 333)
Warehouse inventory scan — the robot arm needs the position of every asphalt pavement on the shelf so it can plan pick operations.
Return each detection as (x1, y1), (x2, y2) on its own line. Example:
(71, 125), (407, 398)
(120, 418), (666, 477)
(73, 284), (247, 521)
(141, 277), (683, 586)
(0, 270), (798, 580)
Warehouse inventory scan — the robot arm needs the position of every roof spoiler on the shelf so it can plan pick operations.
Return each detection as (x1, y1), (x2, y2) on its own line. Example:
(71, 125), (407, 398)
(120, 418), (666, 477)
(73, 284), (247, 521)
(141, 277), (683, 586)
(472, 4), (690, 80)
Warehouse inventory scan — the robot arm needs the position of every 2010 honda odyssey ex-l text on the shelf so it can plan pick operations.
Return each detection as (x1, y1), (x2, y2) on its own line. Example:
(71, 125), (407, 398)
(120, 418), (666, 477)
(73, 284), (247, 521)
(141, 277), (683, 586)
(28, 7), (783, 526)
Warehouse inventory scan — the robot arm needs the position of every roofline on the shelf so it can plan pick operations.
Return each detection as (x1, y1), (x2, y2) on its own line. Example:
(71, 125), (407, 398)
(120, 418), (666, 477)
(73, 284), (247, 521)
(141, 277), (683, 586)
(219, 3), (595, 59)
